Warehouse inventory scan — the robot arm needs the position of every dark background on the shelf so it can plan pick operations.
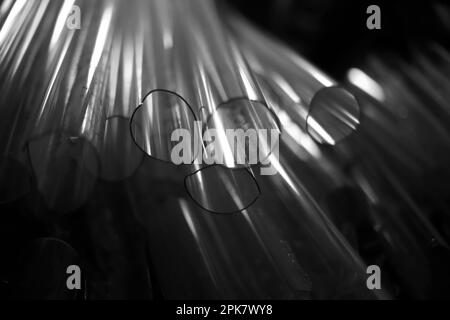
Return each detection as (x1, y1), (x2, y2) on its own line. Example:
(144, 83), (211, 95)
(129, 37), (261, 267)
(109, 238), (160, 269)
(226, 0), (450, 79)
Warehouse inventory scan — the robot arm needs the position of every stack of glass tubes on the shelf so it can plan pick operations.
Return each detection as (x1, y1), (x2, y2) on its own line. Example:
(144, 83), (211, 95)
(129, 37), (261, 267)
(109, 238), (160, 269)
(1, 0), (449, 299)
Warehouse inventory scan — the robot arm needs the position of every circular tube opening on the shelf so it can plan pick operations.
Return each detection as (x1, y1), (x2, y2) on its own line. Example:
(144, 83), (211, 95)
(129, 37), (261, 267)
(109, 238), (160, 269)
(306, 86), (360, 145)
(184, 165), (260, 214)
(130, 89), (198, 164)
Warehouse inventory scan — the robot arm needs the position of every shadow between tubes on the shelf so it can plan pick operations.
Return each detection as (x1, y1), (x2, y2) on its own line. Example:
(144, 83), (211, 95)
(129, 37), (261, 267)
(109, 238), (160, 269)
(0, 155), (32, 204)
(98, 116), (145, 181)
(25, 132), (100, 214)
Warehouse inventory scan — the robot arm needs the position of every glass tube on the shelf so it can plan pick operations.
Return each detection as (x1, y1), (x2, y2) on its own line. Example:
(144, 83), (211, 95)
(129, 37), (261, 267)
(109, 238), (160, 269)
(227, 13), (360, 146)
(0, 0), (78, 204)
(23, 0), (119, 213)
